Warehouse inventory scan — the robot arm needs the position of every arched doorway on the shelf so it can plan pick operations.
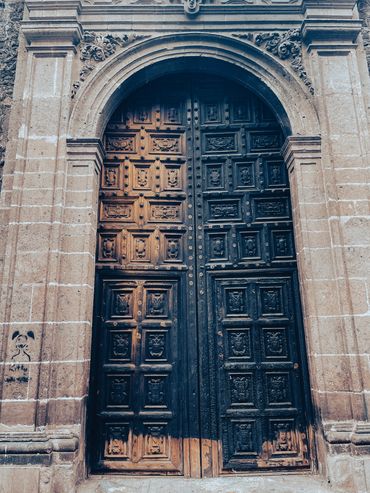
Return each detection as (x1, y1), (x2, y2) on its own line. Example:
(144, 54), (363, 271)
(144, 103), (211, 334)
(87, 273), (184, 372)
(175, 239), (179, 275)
(89, 74), (312, 477)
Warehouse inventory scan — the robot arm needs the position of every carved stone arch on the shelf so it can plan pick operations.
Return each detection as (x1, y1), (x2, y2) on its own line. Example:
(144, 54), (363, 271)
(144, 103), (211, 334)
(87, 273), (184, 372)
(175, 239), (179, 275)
(68, 32), (321, 140)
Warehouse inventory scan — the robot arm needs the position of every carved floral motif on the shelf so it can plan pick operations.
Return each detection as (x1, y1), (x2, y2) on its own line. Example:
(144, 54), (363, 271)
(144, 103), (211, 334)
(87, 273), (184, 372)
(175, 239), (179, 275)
(72, 31), (149, 98)
(253, 29), (314, 95)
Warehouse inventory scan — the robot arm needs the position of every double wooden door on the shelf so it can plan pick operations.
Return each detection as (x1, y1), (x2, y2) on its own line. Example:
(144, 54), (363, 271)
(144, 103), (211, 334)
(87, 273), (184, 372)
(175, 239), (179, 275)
(91, 75), (311, 476)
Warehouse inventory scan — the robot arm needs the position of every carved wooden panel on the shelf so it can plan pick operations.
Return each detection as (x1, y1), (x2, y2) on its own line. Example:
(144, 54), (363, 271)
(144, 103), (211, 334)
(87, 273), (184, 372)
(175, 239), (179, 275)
(92, 75), (311, 475)
(193, 78), (310, 472)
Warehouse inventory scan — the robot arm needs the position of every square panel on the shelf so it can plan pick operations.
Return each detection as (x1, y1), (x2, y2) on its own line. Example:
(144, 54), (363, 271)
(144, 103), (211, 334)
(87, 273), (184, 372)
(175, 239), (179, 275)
(102, 164), (120, 189)
(222, 418), (259, 465)
(207, 232), (229, 262)
(106, 374), (131, 408)
(133, 105), (152, 124)
(162, 102), (184, 125)
(230, 100), (251, 123)
(143, 422), (170, 459)
(229, 372), (255, 407)
(266, 159), (287, 188)
(258, 285), (285, 317)
(108, 331), (133, 362)
(110, 289), (134, 319)
(144, 375), (169, 409)
(104, 422), (132, 459)
(265, 372), (293, 407)
(262, 328), (289, 361)
(205, 163), (224, 190)
(144, 331), (169, 362)
(163, 233), (183, 263)
(268, 418), (302, 457)
(201, 102), (222, 124)
(226, 328), (252, 360)
(163, 165), (183, 191)
(145, 289), (169, 319)
(234, 160), (255, 189)
(131, 234), (151, 263)
(98, 233), (118, 262)
(224, 288), (249, 317)
(133, 164), (152, 191)
(239, 230), (262, 261)
(271, 230), (295, 260)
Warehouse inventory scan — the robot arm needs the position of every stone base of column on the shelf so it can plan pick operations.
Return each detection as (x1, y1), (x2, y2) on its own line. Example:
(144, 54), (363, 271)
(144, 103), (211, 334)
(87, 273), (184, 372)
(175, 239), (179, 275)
(0, 430), (81, 493)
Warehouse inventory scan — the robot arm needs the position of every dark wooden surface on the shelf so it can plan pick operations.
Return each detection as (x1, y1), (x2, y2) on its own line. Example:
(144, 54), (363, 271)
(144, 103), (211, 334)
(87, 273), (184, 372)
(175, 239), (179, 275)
(90, 75), (311, 476)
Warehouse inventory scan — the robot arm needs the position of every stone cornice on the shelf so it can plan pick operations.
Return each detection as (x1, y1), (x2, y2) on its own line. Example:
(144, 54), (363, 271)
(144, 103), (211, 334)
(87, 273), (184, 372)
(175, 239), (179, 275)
(302, 19), (362, 46)
(22, 21), (83, 47)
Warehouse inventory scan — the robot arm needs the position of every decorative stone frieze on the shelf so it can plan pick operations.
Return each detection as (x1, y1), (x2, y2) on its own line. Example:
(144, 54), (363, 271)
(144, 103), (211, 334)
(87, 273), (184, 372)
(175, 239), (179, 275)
(72, 31), (150, 98)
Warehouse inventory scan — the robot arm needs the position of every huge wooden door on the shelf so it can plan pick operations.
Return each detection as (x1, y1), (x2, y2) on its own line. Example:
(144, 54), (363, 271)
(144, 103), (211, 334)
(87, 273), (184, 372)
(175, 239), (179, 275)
(91, 75), (311, 475)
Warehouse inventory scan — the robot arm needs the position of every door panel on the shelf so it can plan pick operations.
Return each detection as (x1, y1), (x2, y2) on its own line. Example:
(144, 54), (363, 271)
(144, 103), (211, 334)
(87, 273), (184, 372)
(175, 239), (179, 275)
(91, 75), (311, 475)
(93, 81), (192, 473)
(193, 79), (310, 472)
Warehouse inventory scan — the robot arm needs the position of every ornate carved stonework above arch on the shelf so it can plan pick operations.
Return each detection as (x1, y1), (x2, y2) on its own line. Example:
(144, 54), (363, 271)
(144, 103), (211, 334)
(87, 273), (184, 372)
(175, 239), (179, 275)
(68, 33), (320, 141)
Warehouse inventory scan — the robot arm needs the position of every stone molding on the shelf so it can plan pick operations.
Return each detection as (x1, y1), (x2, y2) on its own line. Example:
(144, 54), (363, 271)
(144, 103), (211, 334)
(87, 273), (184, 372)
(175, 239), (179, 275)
(0, 431), (79, 465)
(324, 422), (370, 446)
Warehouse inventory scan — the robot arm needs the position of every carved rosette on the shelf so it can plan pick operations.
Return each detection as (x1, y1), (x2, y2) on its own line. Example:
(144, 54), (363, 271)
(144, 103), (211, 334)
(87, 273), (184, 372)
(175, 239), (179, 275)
(72, 31), (149, 98)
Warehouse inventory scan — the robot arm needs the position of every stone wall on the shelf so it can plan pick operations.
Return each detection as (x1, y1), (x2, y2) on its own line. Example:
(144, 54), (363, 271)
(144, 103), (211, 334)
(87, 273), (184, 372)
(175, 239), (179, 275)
(0, 1), (24, 190)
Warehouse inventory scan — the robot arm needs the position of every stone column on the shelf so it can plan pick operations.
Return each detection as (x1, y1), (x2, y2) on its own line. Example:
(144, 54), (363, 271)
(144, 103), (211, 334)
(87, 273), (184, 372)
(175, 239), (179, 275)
(0, 2), (101, 492)
(296, 1), (370, 490)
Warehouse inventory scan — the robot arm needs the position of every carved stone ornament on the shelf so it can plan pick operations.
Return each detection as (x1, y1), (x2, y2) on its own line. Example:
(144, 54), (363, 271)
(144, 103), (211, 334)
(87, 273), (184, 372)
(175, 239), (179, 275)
(234, 28), (314, 95)
(183, 0), (201, 16)
(71, 31), (149, 98)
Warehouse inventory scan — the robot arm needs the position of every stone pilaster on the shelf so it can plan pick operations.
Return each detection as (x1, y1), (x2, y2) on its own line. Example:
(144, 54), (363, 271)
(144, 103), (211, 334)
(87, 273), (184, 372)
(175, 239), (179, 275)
(0, 3), (87, 492)
(299, 2), (370, 491)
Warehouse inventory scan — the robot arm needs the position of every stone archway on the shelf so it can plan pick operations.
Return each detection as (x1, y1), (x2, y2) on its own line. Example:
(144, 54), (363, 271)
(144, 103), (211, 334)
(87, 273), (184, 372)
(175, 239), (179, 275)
(63, 36), (326, 479)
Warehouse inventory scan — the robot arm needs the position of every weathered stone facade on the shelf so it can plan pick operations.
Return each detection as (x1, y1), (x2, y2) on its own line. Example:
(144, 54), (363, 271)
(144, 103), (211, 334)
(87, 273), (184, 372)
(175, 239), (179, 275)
(0, 1), (370, 492)
(0, 0), (24, 189)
